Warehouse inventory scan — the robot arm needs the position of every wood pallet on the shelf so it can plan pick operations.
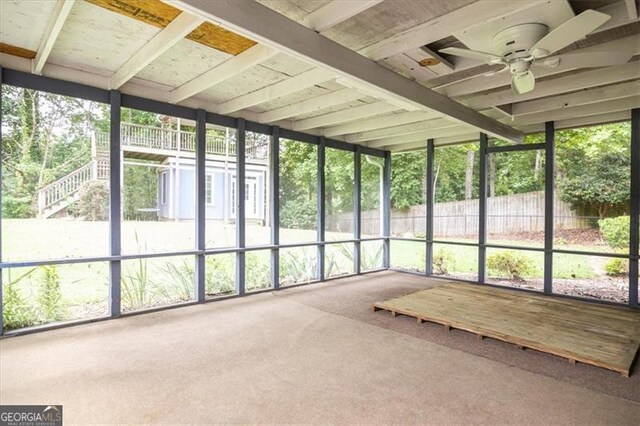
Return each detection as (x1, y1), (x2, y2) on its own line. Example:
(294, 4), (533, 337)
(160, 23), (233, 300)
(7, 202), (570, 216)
(373, 283), (640, 377)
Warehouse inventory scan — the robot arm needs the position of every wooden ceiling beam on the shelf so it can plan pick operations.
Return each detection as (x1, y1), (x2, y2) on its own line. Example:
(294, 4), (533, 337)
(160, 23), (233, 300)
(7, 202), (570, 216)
(346, 117), (456, 143)
(218, 67), (336, 114)
(258, 88), (365, 123)
(173, 0), (524, 143)
(169, 43), (277, 103)
(462, 61), (640, 111)
(111, 12), (204, 89)
(367, 125), (472, 148)
(510, 80), (640, 116)
(302, 0), (384, 32)
(357, 1), (538, 61)
(292, 101), (398, 131)
(33, 0), (75, 74)
(322, 110), (438, 137)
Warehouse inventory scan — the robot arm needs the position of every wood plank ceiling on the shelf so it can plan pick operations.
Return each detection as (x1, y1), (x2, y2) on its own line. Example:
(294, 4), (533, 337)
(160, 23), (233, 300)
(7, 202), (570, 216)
(0, 0), (638, 151)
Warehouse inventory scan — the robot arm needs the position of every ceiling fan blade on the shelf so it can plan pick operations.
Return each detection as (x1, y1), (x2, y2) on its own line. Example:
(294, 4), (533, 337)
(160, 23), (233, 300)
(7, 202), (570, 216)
(511, 71), (535, 95)
(548, 51), (635, 68)
(439, 47), (503, 64)
(530, 10), (611, 57)
(484, 65), (510, 77)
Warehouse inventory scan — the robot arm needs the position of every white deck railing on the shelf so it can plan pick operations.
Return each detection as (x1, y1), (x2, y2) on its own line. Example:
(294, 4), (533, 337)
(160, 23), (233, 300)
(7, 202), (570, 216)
(37, 159), (110, 218)
(94, 123), (268, 160)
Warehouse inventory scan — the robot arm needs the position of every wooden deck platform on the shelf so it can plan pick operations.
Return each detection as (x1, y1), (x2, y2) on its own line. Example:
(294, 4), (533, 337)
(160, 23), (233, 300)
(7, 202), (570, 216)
(373, 283), (640, 377)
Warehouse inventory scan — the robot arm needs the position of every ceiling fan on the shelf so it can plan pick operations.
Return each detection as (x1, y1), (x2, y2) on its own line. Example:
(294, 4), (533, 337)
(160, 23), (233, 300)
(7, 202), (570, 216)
(439, 10), (634, 95)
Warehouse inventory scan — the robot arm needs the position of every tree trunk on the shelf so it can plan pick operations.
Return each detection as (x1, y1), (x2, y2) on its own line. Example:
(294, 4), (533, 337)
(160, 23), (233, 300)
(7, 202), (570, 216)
(464, 150), (474, 200)
(534, 150), (542, 184)
(433, 159), (441, 202)
(488, 154), (496, 198)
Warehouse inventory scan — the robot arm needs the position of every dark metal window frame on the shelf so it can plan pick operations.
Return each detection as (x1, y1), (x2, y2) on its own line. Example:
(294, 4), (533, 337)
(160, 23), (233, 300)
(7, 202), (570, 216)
(0, 68), (386, 336)
(390, 117), (639, 309)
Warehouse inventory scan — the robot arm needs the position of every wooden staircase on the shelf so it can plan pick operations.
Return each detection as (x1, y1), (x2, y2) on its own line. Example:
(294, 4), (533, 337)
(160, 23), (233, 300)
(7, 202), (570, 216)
(37, 122), (268, 218)
(37, 159), (110, 218)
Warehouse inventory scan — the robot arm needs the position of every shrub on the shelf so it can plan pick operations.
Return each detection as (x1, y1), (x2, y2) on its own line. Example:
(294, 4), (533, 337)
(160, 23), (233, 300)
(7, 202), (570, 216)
(38, 265), (66, 322)
(280, 249), (317, 284)
(487, 251), (534, 281)
(598, 216), (629, 250)
(205, 255), (235, 296)
(3, 268), (39, 330)
(433, 248), (454, 275)
(245, 252), (271, 291)
(280, 198), (316, 230)
(74, 180), (109, 221)
(604, 258), (628, 277)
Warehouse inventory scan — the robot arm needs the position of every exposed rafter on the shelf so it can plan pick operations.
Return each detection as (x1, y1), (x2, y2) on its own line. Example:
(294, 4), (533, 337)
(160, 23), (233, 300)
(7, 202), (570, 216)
(517, 110), (632, 134)
(395, 132), (480, 151)
(505, 96), (640, 127)
(511, 80), (640, 116)
(218, 68), (336, 115)
(357, 1), (538, 61)
(323, 110), (437, 137)
(259, 88), (364, 123)
(346, 117), (456, 143)
(292, 101), (397, 131)
(170, 43), (277, 103)
(625, 0), (639, 20)
(436, 35), (640, 99)
(111, 12), (204, 89)
(367, 125), (472, 148)
(463, 61), (640, 111)
(174, 0), (524, 143)
(302, 0), (384, 32)
(33, 0), (76, 74)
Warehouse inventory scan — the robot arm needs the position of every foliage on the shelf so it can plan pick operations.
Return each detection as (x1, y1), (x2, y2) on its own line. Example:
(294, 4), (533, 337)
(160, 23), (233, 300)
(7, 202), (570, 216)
(280, 249), (316, 284)
(391, 151), (426, 210)
(72, 180), (109, 221)
(434, 144), (479, 202)
(598, 216), (630, 250)
(205, 255), (235, 296)
(245, 252), (271, 291)
(556, 123), (630, 218)
(361, 243), (383, 271)
(2, 268), (39, 330)
(158, 259), (195, 302)
(604, 258), (628, 277)
(433, 248), (454, 275)
(279, 139), (317, 229)
(487, 251), (535, 281)
(37, 265), (65, 322)
(121, 257), (151, 310)
(280, 198), (316, 230)
(123, 164), (158, 219)
(1, 86), (109, 218)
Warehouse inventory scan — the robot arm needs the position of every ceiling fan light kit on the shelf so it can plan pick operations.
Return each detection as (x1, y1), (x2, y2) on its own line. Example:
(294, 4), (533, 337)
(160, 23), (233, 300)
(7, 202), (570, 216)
(439, 9), (631, 95)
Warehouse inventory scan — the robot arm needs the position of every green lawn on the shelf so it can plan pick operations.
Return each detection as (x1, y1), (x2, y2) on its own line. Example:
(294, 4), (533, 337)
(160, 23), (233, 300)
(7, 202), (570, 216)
(1, 219), (623, 331)
(391, 239), (608, 280)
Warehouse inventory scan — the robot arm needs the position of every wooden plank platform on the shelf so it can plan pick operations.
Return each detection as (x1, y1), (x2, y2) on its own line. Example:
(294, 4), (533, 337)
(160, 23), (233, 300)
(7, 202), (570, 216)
(372, 283), (640, 377)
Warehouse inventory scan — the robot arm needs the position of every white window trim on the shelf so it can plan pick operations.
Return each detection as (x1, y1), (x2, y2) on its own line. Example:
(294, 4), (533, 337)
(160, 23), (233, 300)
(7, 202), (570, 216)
(160, 171), (168, 205)
(205, 173), (215, 206)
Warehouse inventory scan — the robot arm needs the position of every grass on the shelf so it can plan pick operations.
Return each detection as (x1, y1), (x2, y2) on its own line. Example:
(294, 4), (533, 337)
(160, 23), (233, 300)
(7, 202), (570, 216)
(1, 219), (622, 329)
(390, 239), (608, 280)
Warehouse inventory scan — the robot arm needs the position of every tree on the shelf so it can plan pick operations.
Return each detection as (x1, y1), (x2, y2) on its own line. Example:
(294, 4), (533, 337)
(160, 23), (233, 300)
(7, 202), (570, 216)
(390, 151), (426, 210)
(556, 123), (630, 218)
(1, 86), (109, 218)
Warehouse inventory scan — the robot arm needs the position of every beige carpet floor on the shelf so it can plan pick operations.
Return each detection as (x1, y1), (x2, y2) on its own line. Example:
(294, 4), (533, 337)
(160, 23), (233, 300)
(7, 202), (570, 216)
(1, 271), (639, 424)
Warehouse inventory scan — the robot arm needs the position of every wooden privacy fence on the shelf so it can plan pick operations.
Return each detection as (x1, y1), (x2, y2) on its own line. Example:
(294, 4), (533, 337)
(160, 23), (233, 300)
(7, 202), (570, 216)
(327, 191), (592, 237)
